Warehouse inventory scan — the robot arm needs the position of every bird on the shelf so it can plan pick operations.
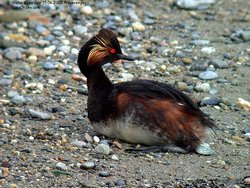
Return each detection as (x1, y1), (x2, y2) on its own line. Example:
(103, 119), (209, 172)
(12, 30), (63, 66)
(77, 28), (215, 154)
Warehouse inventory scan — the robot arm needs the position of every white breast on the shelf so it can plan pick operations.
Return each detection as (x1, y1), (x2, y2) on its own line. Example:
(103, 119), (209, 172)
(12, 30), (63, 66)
(92, 117), (164, 146)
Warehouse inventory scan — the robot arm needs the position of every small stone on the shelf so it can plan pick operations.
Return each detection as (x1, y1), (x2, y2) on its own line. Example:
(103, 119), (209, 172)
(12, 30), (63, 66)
(93, 136), (100, 143)
(95, 144), (110, 155)
(201, 97), (220, 106)
(26, 47), (46, 58)
(242, 127), (250, 134)
(3, 47), (23, 61)
(56, 162), (67, 171)
(232, 135), (245, 143)
(99, 171), (110, 177)
(111, 154), (119, 161)
(81, 6), (93, 15)
(244, 177), (250, 185)
(84, 133), (93, 142)
(195, 83), (211, 92)
(28, 109), (51, 120)
(0, 78), (12, 86)
(132, 22), (145, 32)
(201, 47), (216, 54)
(77, 86), (88, 95)
(59, 45), (71, 54)
(177, 82), (187, 91)
(239, 31), (250, 41)
(27, 55), (37, 63)
(195, 143), (214, 155)
(44, 46), (56, 55)
(182, 57), (193, 64)
(71, 74), (87, 82)
(236, 98), (250, 111)
(208, 59), (229, 69)
(80, 162), (95, 170)
(190, 40), (210, 45)
(10, 95), (27, 104)
(160, 64), (167, 71)
(116, 179), (126, 186)
(73, 25), (88, 36)
(7, 90), (19, 98)
(176, 0), (215, 10)
(70, 140), (87, 147)
(199, 71), (218, 80)
(9, 183), (18, 188)
(35, 25), (50, 36)
(43, 62), (56, 70)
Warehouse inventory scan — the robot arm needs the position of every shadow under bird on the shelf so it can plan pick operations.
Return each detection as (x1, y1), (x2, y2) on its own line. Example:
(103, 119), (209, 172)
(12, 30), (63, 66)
(77, 28), (215, 154)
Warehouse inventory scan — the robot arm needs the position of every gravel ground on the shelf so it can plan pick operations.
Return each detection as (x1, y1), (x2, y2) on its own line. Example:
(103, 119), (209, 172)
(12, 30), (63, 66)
(0, 0), (250, 187)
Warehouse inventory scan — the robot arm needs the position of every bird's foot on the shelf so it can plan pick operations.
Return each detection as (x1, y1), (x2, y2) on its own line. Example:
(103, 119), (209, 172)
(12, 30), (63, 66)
(125, 145), (188, 154)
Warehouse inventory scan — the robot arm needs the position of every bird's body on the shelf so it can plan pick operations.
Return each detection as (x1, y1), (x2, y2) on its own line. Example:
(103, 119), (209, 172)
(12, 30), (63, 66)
(78, 29), (215, 153)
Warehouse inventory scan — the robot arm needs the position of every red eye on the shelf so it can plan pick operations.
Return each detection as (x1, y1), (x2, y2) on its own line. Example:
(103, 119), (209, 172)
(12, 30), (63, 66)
(109, 48), (116, 54)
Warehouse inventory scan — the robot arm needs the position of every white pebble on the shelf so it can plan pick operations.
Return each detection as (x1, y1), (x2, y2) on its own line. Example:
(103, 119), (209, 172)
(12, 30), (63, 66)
(56, 162), (67, 171)
(29, 136), (34, 141)
(81, 5), (93, 15)
(27, 55), (37, 63)
(132, 22), (145, 32)
(95, 144), (110, 155)
(201, 47), (216, 55)
(111, 154), (119, 161)
(237, 98), (250, 111)
(93, 136), (100, 143)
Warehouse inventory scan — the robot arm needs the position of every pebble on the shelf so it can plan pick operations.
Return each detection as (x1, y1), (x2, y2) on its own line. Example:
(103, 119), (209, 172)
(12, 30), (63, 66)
(73, 25), (88, 36)
(56, 162), (67, 171)
(244, 177), (250, 185)
(93, 136), (100, 143)
(177, 82), (187, 91)
(182, 57), (193, 64)
(132, 22), (145, 32)
(208, 59), (229, 69)
(201, 47), (216, 54)
(95, 144), (110, 155)
(201, 97), (220, 106)
(10, 95), (27, 105)
(236, 98), (250, 111)
(111, 154), (119, 161)
(70, 140), (87, 147)
(35, 25), (50, 36)
(195, 83), (211, 92)
(0, 78), (13, 86)
(44, 46), (56, 55)
(116, 179), (126, 186)
(195, 143), (214, 155)
(84, 133), (93, 142)
(3, 47), (23, 61)
(59, 45), (71, 54)
(77, 86), (88, 95)
(71, 74), (87, 82)
(80, 162), (95, 170)
(176, 0), (215, 10)
(9, 184), (18, 188)
(27, 47), (46, 58)
(28, 109), (51, 120)
(43, 62), (56, 70)
(81, 6), (93, 15)
(239, 30), (250, 41)
(27, 55), (38, 63)
(190, 40), (210, 45)
(199, 71), (218, 80)
(242, 127), (250, 134)
(99, 171), (110, 177)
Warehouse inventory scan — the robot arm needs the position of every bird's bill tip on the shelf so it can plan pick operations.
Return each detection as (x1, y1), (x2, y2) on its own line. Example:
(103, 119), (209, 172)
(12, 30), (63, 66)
(116, 53), (135, 61)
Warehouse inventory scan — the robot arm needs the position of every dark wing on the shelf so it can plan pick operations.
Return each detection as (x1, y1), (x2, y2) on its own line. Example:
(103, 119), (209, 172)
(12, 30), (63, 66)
(113, 79), (215, 129)
(115, 79), (200, 111)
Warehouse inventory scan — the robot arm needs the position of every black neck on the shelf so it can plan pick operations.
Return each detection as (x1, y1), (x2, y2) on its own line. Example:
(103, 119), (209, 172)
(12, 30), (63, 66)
(86, 68), (113, 122)
(78, 40), (114, 122)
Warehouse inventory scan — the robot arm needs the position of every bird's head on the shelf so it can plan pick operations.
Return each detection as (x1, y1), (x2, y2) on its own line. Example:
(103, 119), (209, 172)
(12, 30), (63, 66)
(78, 29), (134, 76)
